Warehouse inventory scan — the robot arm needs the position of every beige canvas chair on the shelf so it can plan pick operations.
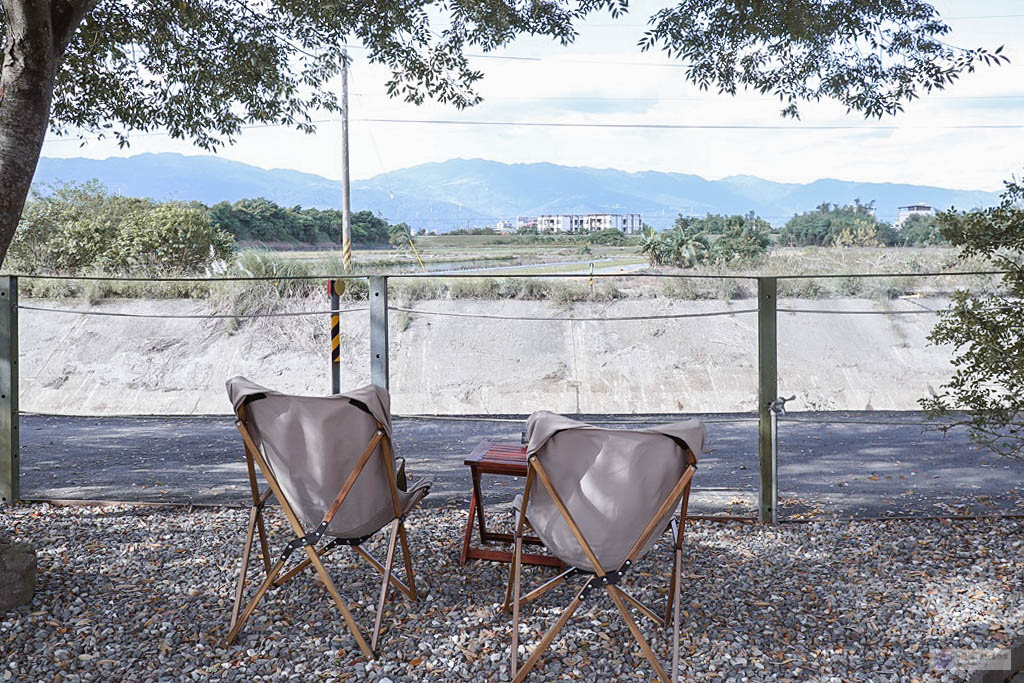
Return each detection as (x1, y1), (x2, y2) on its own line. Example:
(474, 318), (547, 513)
(223, 377), (430, 657)
(503, 411), (703, 682)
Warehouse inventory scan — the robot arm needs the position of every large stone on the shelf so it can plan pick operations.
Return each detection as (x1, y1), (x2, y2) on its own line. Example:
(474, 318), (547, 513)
(0, 536), (37, 613)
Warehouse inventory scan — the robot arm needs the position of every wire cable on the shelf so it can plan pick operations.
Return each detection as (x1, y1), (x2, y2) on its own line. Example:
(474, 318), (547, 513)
(393, 413), (757, 424)
(8, 270), (1007, 282)
(777, 307), (939, 315)
(388, 305), (757, 321)
(15, 304), (368, 320)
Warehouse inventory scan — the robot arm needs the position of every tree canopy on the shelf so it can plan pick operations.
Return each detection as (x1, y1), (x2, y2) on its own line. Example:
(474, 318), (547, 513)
(641, 211), (771, 267)
(921, 179), (1024, 458)
(207, 199), (391, 245)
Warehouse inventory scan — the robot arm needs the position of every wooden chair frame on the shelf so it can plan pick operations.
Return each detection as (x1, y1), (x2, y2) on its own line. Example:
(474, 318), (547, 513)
(503, 452), (697, 682)
(224, 402), (420, 658)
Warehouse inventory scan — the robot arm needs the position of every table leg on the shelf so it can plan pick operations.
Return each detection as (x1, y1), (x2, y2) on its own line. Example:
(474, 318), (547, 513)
(460, 489), (477, 566)
(471, 468), (488, 542)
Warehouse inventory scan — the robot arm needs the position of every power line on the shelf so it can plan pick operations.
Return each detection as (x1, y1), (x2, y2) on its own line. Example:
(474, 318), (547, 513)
(353, 92), (1024, 103)
(354, 117), (1024, 130)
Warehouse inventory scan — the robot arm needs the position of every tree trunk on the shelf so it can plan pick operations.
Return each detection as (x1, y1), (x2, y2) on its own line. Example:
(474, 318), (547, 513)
(0, 0), (92, 267)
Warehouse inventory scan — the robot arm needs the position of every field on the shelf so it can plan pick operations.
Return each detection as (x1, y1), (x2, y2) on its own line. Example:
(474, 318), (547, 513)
(14, 238), (1005, 304)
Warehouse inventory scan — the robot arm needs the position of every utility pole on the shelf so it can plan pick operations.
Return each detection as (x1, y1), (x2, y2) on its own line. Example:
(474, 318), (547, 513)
(340, 48), (353, 271)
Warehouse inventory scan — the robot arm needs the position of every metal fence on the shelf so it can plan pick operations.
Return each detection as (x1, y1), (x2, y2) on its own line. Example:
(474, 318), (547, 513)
(0, 269), (1008, 521)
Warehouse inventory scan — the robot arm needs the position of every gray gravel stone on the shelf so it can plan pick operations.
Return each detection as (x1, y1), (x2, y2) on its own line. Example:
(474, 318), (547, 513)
(0, 503), (1022, 681)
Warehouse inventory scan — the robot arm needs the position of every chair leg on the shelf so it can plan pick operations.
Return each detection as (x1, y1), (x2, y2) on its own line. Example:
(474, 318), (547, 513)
(608, 585), (669, 683)
(513, 592), (584, 683)
(671, 547), (682, 682)
(255, 509), (272, 573)
(396, 521), (418, 601)
(353, 545), (415, 600)
(224, 558), (287, 646)
(230, 507), (259, 631)
(509, 536), (523, 676)
(664, 555), (679, 627)
(305, 546), (375, 660)
(372, 519), (401, 652)
(502, 536), (519, 613)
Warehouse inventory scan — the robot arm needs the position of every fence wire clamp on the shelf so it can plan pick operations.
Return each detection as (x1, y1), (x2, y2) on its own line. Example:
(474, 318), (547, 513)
(770, 395), (796, 416)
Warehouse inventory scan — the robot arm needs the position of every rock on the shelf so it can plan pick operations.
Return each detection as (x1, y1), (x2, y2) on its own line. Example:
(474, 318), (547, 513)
(0, 535), (37, 612)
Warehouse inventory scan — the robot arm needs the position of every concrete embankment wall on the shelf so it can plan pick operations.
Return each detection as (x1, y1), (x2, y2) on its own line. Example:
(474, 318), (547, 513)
(18, 297), (953, 415)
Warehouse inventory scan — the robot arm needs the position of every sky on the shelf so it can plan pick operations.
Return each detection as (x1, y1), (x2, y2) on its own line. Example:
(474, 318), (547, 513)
(39, 0), (1024, 191)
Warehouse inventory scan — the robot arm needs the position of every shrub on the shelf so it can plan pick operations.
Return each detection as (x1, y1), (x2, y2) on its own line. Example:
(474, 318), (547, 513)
(104, 204), (234, 274)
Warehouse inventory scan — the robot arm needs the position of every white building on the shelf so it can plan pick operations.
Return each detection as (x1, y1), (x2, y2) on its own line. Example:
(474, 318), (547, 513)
(515, 216), (538, 231)
(528, 213), (643, 234)
(895, 203), (934, 228)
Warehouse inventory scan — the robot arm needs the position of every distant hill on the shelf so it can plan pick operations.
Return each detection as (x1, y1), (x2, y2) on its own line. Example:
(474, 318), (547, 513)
(33, 153), (1000, 230)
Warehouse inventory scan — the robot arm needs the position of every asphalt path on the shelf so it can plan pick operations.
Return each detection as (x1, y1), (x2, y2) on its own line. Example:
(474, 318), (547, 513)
(18, 411), (1024, 520)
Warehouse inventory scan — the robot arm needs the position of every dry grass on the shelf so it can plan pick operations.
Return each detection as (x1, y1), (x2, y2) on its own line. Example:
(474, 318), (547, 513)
(11, 246), (1007, 306)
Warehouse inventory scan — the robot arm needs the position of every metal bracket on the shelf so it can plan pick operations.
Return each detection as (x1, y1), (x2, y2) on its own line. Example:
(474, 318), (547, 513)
(279, 520), (330, 563)
(770, 395), (796, 415)
(579, 560), (631, 600)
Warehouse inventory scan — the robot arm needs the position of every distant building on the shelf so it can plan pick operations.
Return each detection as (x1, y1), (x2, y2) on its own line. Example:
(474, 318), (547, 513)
(528, 213), (642, 234)
(515, 216), (538, 231)
(895, 203), (934, 228)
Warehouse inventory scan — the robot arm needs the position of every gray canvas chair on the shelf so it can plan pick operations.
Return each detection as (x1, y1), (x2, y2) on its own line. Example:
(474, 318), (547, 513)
(504, 411), (703, 682)
(223, 377), (430, 657)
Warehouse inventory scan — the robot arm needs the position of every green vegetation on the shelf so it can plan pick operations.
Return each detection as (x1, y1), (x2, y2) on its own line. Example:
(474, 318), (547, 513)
(8, 181), (233, 275)
(899, 213), (947, 247)
(921, 179), (1024, 458)
(208, 199), (390, 245)
(388, 223), (414, 248)
(781, 201), (892, 246)
(780, 201), (948, 247)
(640, 213), (771, 267)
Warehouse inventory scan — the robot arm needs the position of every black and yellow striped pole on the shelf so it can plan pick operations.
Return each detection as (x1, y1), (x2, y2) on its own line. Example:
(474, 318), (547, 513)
(329, 279), (344, 393)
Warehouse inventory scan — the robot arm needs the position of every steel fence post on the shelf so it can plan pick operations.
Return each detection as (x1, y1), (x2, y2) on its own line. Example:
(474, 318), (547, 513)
(330, 279), (341, 394)
(1, 275), (18, 504)
(757, 277), (777, 523)
(369, 276), (389, 391)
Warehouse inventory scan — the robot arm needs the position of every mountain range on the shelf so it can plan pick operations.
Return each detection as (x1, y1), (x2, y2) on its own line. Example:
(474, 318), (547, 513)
(32, 153), (1001, 230)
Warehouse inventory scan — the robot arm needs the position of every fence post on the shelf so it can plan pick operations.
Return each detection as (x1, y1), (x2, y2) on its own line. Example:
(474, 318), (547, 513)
(329, 279), (341, 394)
(757, 277), (777, 524)
(369, 276), (389, 391)
(1, 275), (18, 504)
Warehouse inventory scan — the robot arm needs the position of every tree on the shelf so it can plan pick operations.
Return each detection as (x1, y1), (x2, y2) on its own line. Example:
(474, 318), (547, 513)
(643, 212), (770, 267)
(781, 201), (898, 246)
(899, 213), (947, 246)
(388, 222), (413, 249)
(0, 2), (1007, 266)
(105, 203), (233, 273)
(920, 179), (1024, 458)
(7, 180), (231, 274)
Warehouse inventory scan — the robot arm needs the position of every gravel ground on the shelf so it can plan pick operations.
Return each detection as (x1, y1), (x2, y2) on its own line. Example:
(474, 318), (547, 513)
(2, 503), (1023, 682)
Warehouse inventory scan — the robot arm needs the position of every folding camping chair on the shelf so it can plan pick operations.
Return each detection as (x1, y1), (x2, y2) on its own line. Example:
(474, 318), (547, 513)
(503, 411), (703, 682)
(223, 377), (430, 658)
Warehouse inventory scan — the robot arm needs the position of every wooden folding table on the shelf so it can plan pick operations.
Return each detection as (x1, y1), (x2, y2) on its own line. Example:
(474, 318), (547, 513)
(460, 441), (561, 567)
